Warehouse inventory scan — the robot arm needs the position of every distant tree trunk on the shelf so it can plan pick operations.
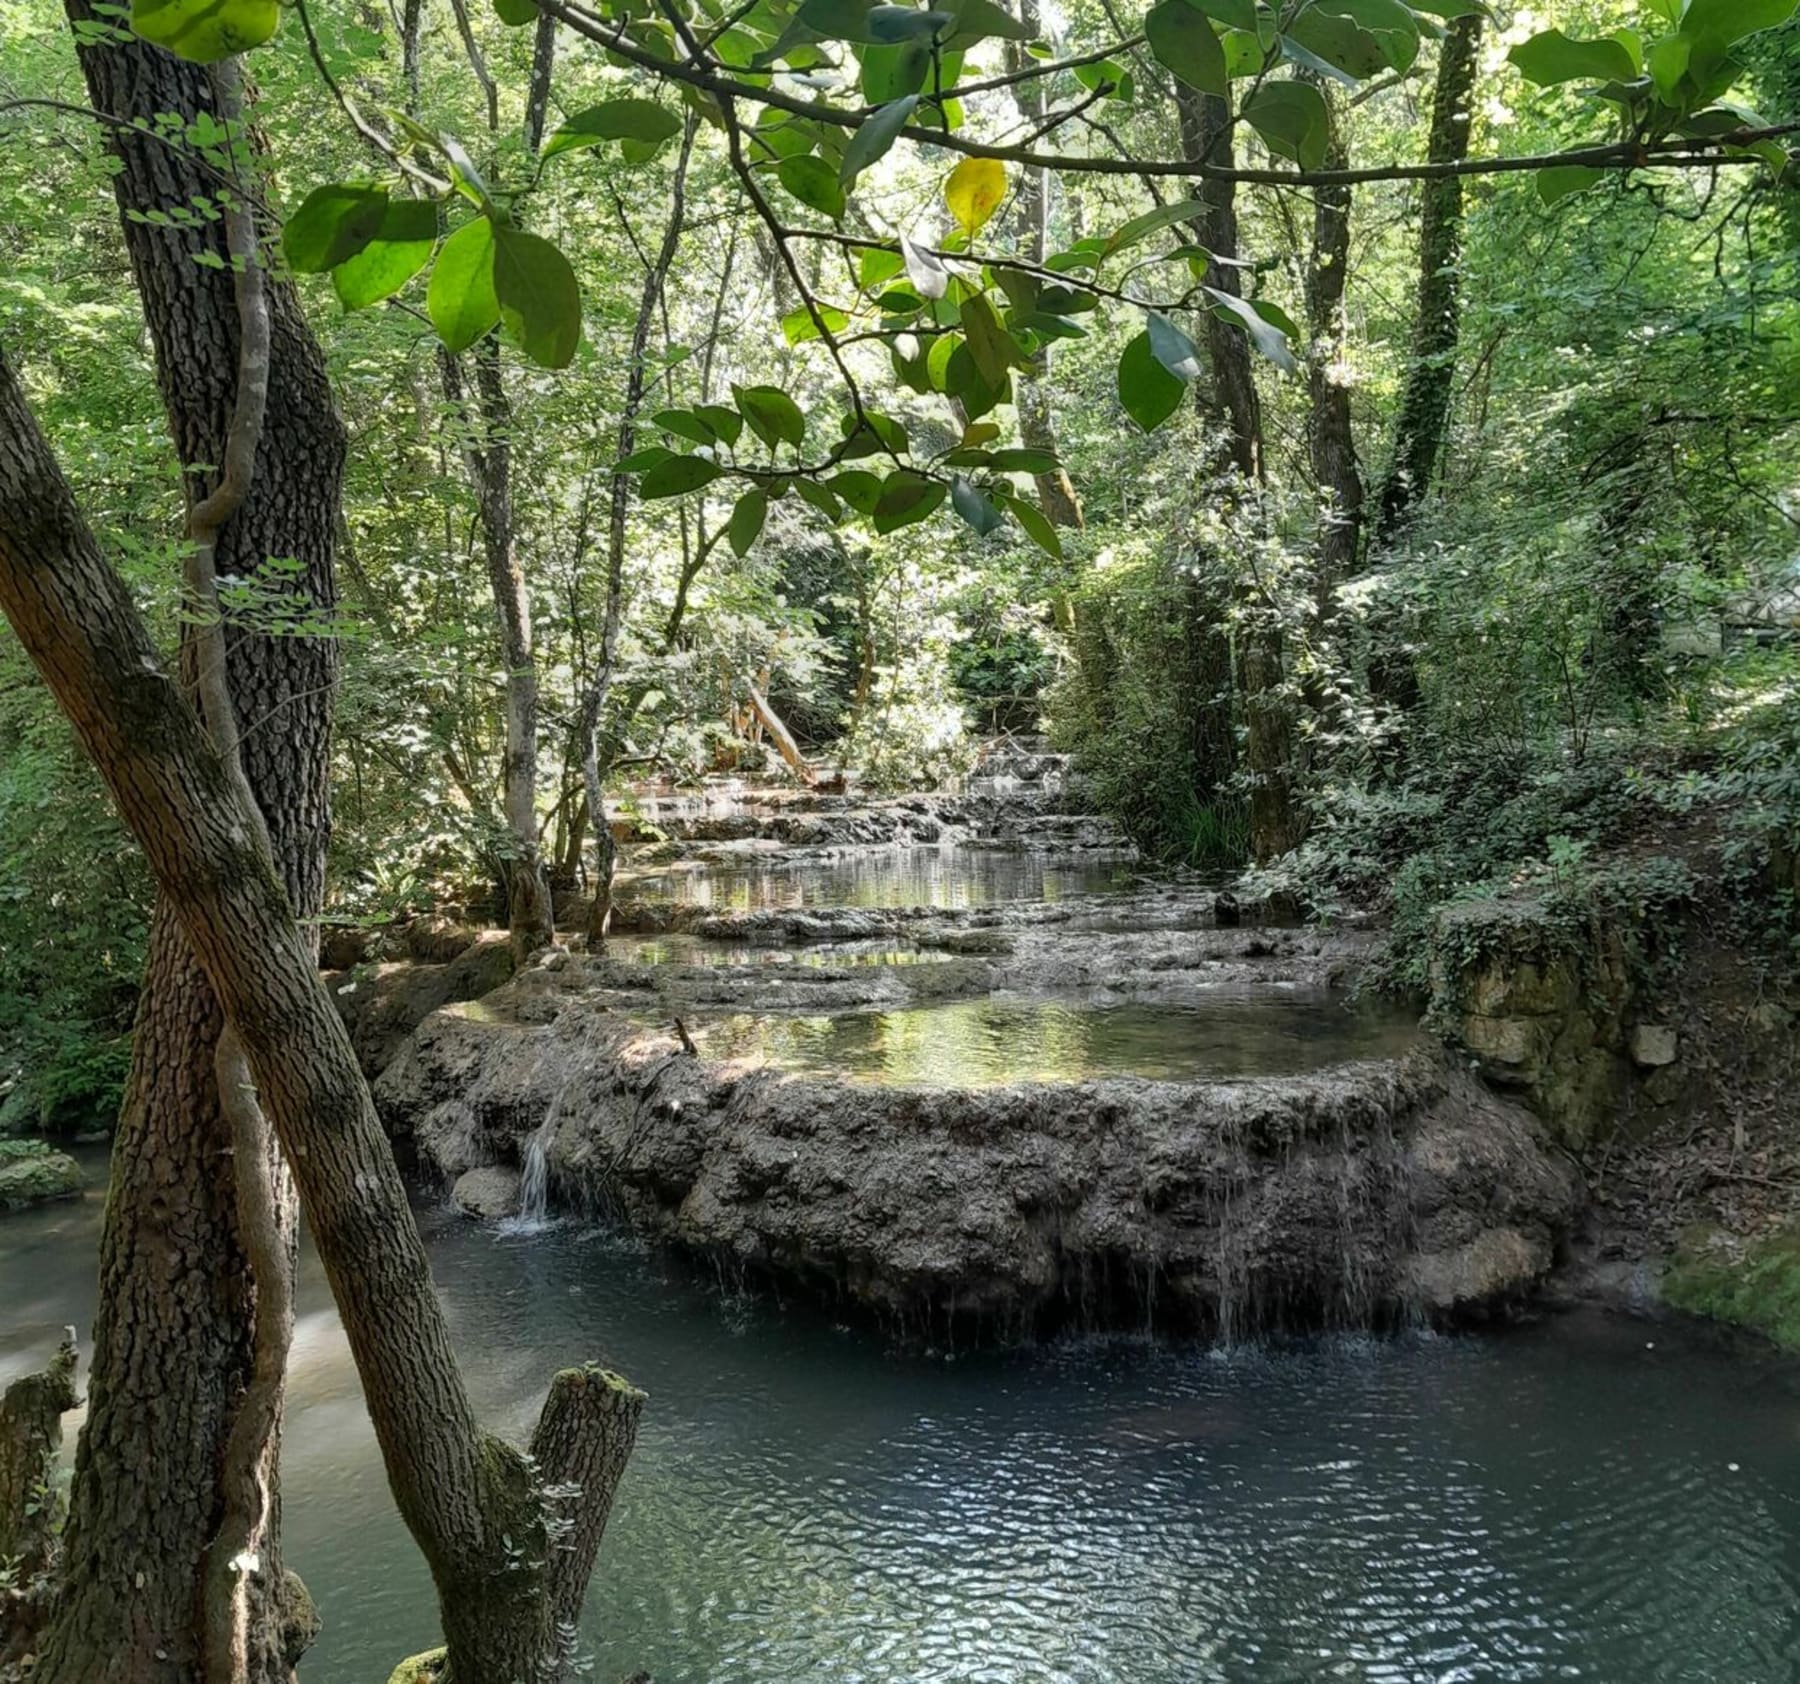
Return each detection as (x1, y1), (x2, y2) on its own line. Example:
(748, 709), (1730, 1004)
(1006, 0), (1081, 529)
(443, 343), (555, 962)
(576, 124), (695, 945)
(1305, 85), (1363, 595)
(1375, 14), (1483, 545)
(0, 343), (642, 1684)
(23, 17), (344, 1684)
(1180, 89), (1298, 865)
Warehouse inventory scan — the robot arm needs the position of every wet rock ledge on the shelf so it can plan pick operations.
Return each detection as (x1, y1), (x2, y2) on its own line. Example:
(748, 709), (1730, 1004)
(375, 964), (1580, 1342)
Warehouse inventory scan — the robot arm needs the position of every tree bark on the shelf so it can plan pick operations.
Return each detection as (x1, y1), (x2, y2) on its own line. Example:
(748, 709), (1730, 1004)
(0, 1334), (78, 1582)
(0, 344), (639, 1684)
(1375, 14), (1483, 544)
(1305, 86), (1363, 595)
(25, 18), (344, 1684)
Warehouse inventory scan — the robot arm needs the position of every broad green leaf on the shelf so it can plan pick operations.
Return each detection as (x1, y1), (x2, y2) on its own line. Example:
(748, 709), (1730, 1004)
(1283, 10), (1388, 79)
(614, 446), (675, 473)
(1146, 312), (1204, 382)
(1203, 285), (1297, 373)
(861, 40), (933, 100)
(728, 489), (769, 556)
(284, 185), (386, 274)
(959, 293), (1016, 385)
(641, 455), (724, 498)
(1104, 198), (1206, 256)
(492, 226), (581, 369)
(1243, 80), (1329, 170)
(777, 153), (848, 219)
(781, 304), (851, 345)
(1117, 332), (1185, 431)
(330, 197), (437, 309)
(1002, 491), (1063, 559)
(734, 383), (807, 450)
(132, 0), (276, 60)
(698, 404), (744, 446)
(945, 156), (1007, 234)
(1310, 0), (1418, 72)
(1536, 165), (1605, 206)
(951, 476), (1006, 535)
(860, 246), (906, 289)
(1682, 0), (1798, 46)
(945, 344), (1009, 418)
(1647, 33), (1691, 101)
(1180, 0), (1259, 26)
(960, 420), (1002, 448)
(426, 217), (499, 354)
(797, 0), (883, 43)
(873, 470), (946, 533)
(867, 3), (950, 41)
(829, 469), (884, 513)
(841, 94), (919, 186)
(900, 233), (950, 299)
(794, 477), (844, 520)
(493, 0), (535, 24)
(1146, 1), (1229, 94)
(438, 134), (495, 211)
(654, 409), (718, 446)
(937, 0), (1032, 45)
(545, 100), (682, 158)
(1508, 28), (1637, 87)
(988, 447), (1058, 473)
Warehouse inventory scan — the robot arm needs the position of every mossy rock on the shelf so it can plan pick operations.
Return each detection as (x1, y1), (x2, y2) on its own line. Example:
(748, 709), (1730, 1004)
(1662, 1225), (1800, 1351)
(384, 1648), (445, 1684)
(0, 1143), (83, 1212)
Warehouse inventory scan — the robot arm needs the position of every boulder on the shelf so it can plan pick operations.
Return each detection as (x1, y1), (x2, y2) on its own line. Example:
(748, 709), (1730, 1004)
(451, 1165), (521, 1220)
(1629, 1023), (1679, 1068)
(0, 1145), (82, 1213)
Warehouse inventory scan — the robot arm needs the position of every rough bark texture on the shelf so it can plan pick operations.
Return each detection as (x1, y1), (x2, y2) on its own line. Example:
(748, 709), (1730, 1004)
(25, 18), (344, 1684)
(0, 1335), (78, 1579)
(0, 345), (634, 1684)
(1305, 89), (1363, 594)
(1375, 15), (1483, 545)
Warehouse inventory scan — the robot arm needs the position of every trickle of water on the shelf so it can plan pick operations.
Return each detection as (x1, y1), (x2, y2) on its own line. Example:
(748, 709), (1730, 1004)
(507, 1117), (554, 1233)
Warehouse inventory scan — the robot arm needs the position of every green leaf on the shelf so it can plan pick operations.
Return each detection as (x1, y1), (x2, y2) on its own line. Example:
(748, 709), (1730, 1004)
(776, 153), (848, 219)
(1146, 311), (1204, 382)
(797, 0), (882, 43)
(698, 404), (744, 446)
(1508, 28), (1638, 87)
(1002, 491), (1063, 559)
(1179, 0), (1259, 26)
(728, 489), (769, 555)
(1243, 80), (1329, 170)
(1283, 10), (1388, 80)
(936, 0), (1031, 44)
(1647, 33), (1691, 101)
(734, 383), (807, 451)
(1117, 331), (1185, 431)
(841, 94), (919, 186)
(426, 217), (499, 354)
(1309, 0), (1418, 72)
(794, 477), (844, 520)
(1203, 286), (1297, 373)
(1682, 0), (1797, 47)
(860, 246), (906, 289)
(438, 134), (495, 211)
(959, 293), (1017, 385)
(1536, 164), (1605, 206)
(132, 0), (276, 61)
(781, 304), (851, 344)
(492, 226), (582, 369)
(654, 409), (718, 446)
(829, 469), (885, 513)
(545, 100), (683, 158)
(284, 185), (388, 273)
(1104, 197), (1206, 256)
(987, 447), (1058, 473)
(641, 455), (724, 498)
(872, 470), (946, 533)
(867, 3), (950, 41)
(951, 476), (1006, 535)
(1145, 0), (1229, 94)
(330, 197), (437, 309)
(860, 40), (934, 100)
(493, 0), (536, 24)
(614, 446), (676, 473)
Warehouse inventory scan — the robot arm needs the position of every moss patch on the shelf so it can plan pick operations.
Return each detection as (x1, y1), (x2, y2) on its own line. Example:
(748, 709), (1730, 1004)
(384, 1648), (445, 1684)
(0, 1142), (82, 1211)
(1662, 1225), (1800, 1351)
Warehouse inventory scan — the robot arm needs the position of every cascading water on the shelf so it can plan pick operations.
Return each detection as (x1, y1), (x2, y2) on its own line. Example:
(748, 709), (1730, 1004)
(506, 1115), (556, 1233)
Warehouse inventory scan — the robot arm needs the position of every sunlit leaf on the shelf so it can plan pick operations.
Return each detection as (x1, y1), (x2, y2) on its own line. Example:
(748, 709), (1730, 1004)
(1243, 80), (1330, 170)
(330, 197), (437, 309)
(545, 100), (683, 158)
(734, 383), (807, 450)
(1508, 28), (1638, 87)
(1203, 286), (1297, 373)
(945, 156), (1007, 234)
(426, 216), (499, 354)
(776, 153), (847, 219)
(1146, 312), (1204, 382)
(493, 227), (581, 369)
(872, 470), (946, 532)
(132, 0), (276, 61)
(641, 455), (724, 498)
(1536, 164), (1605, 205)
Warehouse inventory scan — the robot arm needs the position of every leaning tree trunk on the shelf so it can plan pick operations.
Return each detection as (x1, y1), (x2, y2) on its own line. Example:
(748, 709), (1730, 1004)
(0, 343), (644, 1684)
(23, 17), (344, 1684)
(1179, 88), (1298, 865)
(1375, 13), (1483, 545)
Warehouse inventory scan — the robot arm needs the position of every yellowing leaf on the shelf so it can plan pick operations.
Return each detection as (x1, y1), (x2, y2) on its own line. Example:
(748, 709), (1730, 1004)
(945, 157), (1006, 235)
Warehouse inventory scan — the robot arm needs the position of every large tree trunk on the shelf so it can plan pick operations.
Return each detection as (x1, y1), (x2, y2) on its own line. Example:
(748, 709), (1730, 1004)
(1179, 89), (1297, 866)
(1375, 14), (1483, 544)
(24, 18), (344, 1684)
(0, 344), (640, 1683)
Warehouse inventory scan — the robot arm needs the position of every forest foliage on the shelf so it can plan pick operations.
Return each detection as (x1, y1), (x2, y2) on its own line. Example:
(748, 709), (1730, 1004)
(2, 0), (1798, 1130)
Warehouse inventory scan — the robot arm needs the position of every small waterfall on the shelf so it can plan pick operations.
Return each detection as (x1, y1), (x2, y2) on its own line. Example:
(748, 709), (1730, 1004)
(503, 1114), (556, 1235)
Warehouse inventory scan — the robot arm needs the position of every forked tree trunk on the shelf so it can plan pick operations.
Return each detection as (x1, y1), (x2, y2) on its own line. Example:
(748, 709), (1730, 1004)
(23, 17), (344, 1683)
(0, 343), (642, 1684)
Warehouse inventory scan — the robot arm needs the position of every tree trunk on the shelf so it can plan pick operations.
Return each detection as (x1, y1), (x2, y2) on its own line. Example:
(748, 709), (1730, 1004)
(1375, 14), (1483, 544)
(1305, 86), (1363, 595)
(24, 19), (343, 1684)
(0, 1335), (78, 1581)
(0, 343), (639, 1684)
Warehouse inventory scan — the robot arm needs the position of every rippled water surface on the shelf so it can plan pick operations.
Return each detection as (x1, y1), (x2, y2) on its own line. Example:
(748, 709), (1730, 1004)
(694, 993), (1421, 1084)
(10, 1182), (1800, 1684)
(623, 846), (1138, 911)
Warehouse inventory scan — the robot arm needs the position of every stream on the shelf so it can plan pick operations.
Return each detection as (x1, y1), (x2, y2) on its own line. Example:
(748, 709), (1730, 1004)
(8, 1176), (1800, 1683)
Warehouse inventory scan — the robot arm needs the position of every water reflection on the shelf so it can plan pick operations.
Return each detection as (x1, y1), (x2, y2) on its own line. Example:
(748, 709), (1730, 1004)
(623, 846), (1137, 912)
(694, 995), (1421, 1086)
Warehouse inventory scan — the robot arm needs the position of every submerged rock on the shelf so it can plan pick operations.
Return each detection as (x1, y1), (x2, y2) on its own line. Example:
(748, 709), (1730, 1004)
(0, 1144), (82, 1213)
(377, 973), (1579, 1342)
